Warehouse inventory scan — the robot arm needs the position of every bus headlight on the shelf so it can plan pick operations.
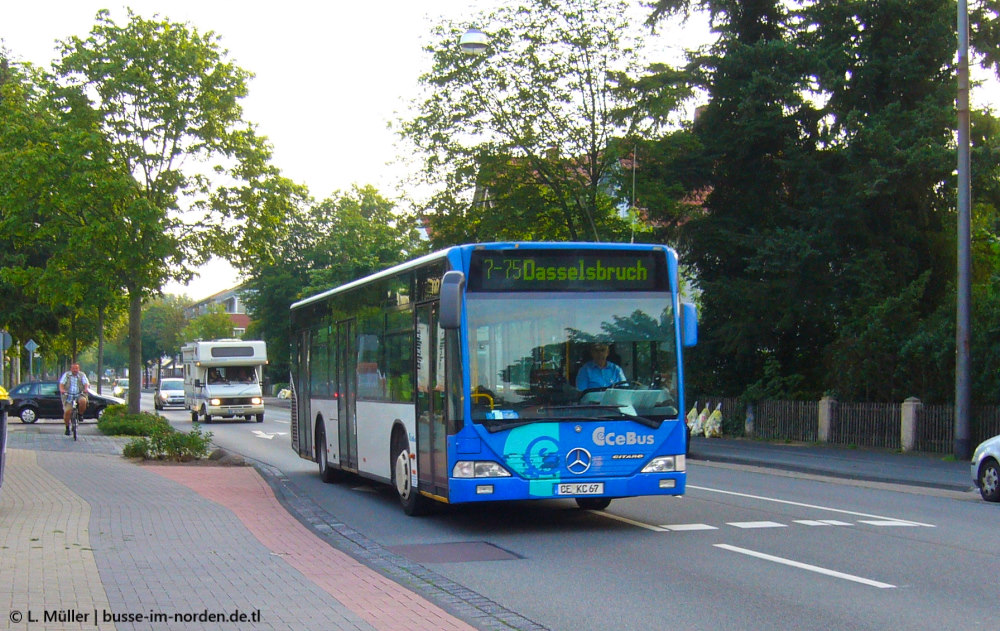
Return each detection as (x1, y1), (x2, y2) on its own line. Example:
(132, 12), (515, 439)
(453, 461), (512, 478)
(642, 455), (685, 473)
(251, 397), (262, 405)
(209, 398), (222, 406)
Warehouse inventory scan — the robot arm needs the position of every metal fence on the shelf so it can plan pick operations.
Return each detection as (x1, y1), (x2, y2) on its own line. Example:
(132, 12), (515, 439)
(699, 396), (1000, 454)
(829, 402), (900, 450)
(753, 400), (818, 443)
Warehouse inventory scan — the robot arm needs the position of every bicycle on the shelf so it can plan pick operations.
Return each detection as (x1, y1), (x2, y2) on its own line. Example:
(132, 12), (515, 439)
(67, 394), (81, 441)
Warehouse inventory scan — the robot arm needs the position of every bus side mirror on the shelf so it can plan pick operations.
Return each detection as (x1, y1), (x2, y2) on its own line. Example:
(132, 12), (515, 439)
(195, 380), (203, 388)
(681, 302), (698, 347)
(440, 271), (465, 329)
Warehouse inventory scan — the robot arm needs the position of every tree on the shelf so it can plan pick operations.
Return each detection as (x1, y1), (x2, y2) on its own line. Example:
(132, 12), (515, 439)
(142, 295), (190, 364)
(0, 53), (131, 384)
(51, 10), (292, 412)
(244, 185), (425, 383)
(399, 0), (679, 245)
(180, 304), (234, 344)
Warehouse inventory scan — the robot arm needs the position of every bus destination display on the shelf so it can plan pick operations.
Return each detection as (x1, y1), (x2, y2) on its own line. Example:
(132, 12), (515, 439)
(468, 250), (666, 291)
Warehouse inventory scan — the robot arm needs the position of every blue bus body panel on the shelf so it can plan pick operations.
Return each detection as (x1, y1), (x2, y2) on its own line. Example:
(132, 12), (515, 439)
(443, 242), (688, 505)
(447, 419), (687, 504)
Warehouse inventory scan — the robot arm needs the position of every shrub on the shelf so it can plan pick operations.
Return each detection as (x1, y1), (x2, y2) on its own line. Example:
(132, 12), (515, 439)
(104, 406), (214, 461)
(97, 405), (171, 436)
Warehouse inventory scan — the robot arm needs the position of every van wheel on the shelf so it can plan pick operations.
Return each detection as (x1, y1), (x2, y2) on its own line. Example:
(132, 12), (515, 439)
(256, 413), (264, 423)
(191, 409), (198, 423)
(202, 407), (213, 424)
(391, 431), (429, 516)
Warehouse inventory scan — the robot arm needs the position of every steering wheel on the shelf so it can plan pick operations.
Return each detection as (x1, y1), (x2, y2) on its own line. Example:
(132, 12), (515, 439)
(578, 381), (631, 401)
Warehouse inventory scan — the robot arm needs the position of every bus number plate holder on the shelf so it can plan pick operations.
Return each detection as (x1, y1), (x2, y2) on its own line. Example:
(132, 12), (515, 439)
(556, 482), (604, 495)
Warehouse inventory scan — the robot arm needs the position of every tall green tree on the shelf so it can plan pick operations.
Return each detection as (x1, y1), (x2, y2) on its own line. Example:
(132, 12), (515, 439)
(0, 53), (130, 384)
(647, 0), (971, 403)
(399, 0), (677, 245)
(142, 295), (190, 365)
(180, 304), (235, 343)
(244, 185), (425, 383)
(51, 10), (293, 411)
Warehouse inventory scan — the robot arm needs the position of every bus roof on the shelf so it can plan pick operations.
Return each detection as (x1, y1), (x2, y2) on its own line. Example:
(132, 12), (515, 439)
(289, 242), (675, 311)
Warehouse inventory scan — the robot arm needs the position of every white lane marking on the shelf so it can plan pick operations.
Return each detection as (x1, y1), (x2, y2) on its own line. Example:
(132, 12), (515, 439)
(858, 520), (923, 527)
(251, 430), (288, 440)
(715, 544), (896, 589)
(662, 523), (718, 531)
(794, 519), (853, 527)
(273, 419), (290, 424)
(688, 484), (934, 527)
(591, 511), (667, 531)
(728, 521), (786, 529)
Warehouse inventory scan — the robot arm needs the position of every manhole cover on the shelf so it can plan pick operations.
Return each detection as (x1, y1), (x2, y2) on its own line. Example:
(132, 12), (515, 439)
(387, 541), (520, 563)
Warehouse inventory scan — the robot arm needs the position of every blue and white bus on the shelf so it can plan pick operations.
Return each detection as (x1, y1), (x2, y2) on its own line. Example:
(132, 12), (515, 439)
(289, 242), (697, 515)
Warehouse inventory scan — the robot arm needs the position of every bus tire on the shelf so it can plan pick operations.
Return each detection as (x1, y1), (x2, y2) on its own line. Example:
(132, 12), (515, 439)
(316, 425), (340, 483)
(391, 431), (429, 516)
(576, 497), (612, 510)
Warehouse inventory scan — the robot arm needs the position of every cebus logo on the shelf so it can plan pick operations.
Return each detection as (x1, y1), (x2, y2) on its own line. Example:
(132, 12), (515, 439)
(592, 426), (654, 447)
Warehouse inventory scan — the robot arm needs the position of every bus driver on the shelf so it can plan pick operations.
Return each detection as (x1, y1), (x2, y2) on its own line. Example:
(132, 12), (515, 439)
(575, 343), (626, 391)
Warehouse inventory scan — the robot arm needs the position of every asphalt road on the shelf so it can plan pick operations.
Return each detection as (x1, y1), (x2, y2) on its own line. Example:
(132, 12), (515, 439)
(148, 393), (997, 631)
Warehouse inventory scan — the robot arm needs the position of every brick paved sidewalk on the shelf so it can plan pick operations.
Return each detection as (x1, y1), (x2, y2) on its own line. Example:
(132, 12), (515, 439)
(0, 447), (476, 631)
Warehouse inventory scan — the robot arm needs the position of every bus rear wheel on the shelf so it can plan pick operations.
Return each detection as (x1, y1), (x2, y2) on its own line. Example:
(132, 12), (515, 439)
(391, 433), (429, 516)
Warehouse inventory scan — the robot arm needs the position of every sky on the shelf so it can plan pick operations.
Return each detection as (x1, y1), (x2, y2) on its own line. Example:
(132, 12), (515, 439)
(3, 0), (498, 300)
(4, 3), (998, 301)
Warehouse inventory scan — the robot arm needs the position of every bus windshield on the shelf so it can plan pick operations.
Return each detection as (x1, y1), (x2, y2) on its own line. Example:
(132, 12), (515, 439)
(466, 292), (679, 427)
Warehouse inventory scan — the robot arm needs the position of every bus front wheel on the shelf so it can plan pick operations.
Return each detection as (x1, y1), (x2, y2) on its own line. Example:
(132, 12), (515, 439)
(391, 433), (429, 516)
(317, 426), (340, 483)
(576, 497), (612, 510)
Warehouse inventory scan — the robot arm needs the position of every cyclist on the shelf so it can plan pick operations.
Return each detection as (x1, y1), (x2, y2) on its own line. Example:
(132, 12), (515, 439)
(59, 363), (90, 436)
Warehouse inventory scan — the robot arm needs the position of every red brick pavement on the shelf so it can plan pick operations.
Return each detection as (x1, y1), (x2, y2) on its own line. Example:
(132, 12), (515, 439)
(146, 465), (475, 631)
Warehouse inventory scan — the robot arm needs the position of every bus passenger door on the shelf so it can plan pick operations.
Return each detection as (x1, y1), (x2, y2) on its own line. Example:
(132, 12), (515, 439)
(294, 329), (312, 458)
(416, 303), (448, 496)
(336, 319), (358, 471)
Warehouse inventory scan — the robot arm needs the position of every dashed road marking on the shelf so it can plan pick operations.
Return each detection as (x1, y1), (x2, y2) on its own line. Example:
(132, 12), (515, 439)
(794, 519), (853, 527)
(661, 523), (718, 531)
(688, 484), (935, 528)
(728, 521), (787, 529)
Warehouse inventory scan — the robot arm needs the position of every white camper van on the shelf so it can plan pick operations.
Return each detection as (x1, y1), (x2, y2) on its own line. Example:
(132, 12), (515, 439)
(182, 339), (267, 423)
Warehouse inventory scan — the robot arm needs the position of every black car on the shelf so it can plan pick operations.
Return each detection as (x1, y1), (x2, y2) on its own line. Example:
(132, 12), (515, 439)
(7, 381), (125, 424)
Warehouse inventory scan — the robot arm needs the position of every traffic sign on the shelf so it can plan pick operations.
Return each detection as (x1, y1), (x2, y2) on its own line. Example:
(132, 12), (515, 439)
(24, 339), (38, 353)
(0, 331), (11, 352)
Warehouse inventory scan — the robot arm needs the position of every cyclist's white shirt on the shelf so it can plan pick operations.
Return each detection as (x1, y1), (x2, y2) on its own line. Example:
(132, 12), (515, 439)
(60, 371), (89, 396)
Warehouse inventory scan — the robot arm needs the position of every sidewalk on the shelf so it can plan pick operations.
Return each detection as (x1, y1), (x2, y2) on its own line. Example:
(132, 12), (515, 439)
(0, 423), (542, 631)
(689, 436), (974, 493)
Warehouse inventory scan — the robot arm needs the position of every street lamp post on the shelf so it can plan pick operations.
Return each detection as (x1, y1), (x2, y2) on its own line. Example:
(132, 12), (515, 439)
(459, 27), (489, 56)
(955, 0), (972, 460)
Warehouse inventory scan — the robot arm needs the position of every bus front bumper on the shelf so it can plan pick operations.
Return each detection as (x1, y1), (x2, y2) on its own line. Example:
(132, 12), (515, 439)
(446, 472), (686, 504)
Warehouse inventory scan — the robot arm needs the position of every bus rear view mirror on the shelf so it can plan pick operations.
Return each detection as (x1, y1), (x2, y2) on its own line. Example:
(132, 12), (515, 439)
(681, 302), (698, 347)
(440, 271), (465, 329)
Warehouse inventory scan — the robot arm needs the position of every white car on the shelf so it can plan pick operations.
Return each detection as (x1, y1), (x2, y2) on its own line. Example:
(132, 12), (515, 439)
(154, 378), (185, 410)
(971, 434), (1000, 502)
